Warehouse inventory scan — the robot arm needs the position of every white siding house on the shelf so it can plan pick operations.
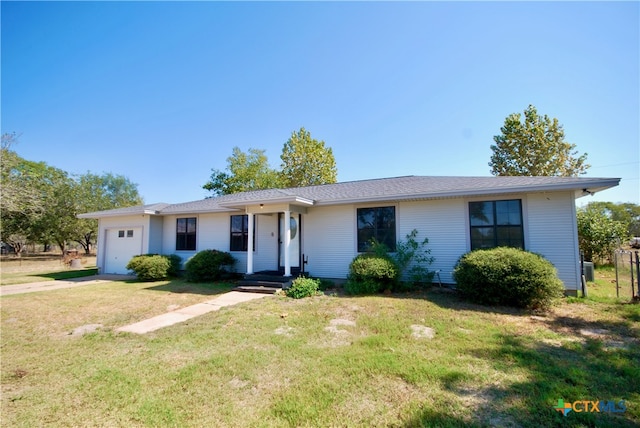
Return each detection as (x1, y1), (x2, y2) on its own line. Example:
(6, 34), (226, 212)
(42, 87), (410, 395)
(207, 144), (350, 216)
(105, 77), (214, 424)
(79, 176), (619, 294)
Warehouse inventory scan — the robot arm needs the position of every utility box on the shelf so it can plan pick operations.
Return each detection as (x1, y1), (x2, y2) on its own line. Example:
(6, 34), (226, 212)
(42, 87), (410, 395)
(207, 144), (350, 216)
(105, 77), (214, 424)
(583, 262), (594, 282)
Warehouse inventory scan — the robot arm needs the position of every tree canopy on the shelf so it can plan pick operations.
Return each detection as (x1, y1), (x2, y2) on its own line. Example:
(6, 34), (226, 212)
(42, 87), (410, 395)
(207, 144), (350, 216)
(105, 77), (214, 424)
(202, 147), (282, 196)
(280, 127), (337, 188)
(489, 105), (590, 177)
(1, 133), (143, 254)
(203, 128), (338, 196)
(577, 202), (630, 263)
(73, 172), (144, 253)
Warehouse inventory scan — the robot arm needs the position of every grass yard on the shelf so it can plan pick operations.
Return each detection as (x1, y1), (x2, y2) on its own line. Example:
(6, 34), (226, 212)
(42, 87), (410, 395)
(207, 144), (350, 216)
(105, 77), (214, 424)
(1, 270), (639, 427)
(1, 254), (98, 286)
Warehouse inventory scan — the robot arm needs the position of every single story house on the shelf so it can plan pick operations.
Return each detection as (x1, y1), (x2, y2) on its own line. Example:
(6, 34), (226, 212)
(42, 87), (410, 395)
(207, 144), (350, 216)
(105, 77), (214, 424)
(79, 175), (619, 295)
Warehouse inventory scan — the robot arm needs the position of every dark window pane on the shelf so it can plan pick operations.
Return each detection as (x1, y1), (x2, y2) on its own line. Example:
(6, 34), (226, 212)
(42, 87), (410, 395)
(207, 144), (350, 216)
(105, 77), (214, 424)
(230, 215), (254, 252)
(470, 202), (494, 226)
(118, 230), (125, 238)
(357, 208), (375, 230)
(497, 226), (524, 248)
(357, 206), (396, 252)
(471, 227), (495, 250)
(496, 200), (521, 225)
(469, 200), (523, 250)
(176, 217), (196, 251)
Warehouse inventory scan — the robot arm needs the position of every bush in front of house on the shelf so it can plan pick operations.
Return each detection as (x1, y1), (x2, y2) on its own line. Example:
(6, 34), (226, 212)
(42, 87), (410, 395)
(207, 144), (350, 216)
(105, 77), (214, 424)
(344, 254), (399, 295)
(126, 254), (172, 281)
(185, 249), (236, 282)
(452, 247), (564, 310)
(165, 254), (183, 277)
(286, 277), (322, 299)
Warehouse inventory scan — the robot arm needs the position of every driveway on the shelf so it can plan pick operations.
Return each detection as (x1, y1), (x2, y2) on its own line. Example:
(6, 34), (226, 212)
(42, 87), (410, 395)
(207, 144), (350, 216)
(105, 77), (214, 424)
(0, 274), (136, 296)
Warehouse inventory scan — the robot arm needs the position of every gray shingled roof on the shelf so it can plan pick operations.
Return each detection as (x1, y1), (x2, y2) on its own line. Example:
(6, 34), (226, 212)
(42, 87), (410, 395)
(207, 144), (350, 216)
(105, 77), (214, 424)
(79, 175), (620, 218)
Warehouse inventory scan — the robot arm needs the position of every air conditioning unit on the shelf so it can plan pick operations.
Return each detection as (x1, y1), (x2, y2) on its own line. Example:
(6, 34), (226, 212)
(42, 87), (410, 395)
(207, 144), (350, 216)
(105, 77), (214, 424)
(582, 262), (594, 282)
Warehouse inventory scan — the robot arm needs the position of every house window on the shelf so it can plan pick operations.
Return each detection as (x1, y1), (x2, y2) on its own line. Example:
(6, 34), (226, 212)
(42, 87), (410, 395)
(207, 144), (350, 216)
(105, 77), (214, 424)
(469, 200), (523, 250)
(126, 230), (134, 238)
(357, 206), (396, 252)
(118, 230), (125, 238)
(230, 215), (255, 251)
(176, 218), (197, 251)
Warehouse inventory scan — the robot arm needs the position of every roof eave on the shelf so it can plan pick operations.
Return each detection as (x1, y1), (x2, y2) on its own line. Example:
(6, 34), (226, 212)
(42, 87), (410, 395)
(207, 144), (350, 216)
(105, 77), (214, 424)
(218, 195), (315, 209)
(312, 178), (621, 206)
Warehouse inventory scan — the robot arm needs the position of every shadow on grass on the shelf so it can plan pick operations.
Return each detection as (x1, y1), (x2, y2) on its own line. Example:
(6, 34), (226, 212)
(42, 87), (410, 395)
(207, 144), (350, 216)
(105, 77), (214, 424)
(459, 334), (639, 427)
(145, 278), (235, 296)
(38, 268), (99, 281)
(409, 291), (640, 427)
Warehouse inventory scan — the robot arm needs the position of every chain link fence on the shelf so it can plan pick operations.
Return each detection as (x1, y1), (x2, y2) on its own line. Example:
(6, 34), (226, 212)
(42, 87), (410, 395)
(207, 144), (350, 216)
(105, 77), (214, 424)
(613, 250), (640, 300)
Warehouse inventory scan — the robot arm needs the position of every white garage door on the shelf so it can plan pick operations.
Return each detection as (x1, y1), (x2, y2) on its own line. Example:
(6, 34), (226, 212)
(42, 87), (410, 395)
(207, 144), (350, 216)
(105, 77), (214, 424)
(104, 228), (143, 274)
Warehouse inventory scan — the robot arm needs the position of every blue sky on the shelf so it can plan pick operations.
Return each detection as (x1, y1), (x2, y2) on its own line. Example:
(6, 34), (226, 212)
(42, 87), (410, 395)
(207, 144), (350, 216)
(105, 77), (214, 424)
(2, 1), (638, 206)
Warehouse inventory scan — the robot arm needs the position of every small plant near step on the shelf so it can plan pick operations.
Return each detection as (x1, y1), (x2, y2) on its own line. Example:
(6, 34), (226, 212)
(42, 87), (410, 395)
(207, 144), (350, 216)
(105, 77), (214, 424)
(286, 277), (322, 299)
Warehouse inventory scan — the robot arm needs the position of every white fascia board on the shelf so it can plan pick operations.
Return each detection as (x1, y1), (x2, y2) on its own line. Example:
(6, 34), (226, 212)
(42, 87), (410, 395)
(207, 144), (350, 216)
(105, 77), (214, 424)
(218, 196), (314, 209)
(312, 178), (621, 206)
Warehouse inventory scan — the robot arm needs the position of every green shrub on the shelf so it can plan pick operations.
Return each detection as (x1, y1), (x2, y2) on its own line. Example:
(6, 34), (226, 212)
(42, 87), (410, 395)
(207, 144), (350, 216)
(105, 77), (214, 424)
(165, 254), (183, 277)
(452, 247), (564, 310)
(345, 254), (399, 295)
(126, 255), (171, 281)
(185, 249), (236, 282)
(367, 229), (436, 291)
(286, 277), (322, 299)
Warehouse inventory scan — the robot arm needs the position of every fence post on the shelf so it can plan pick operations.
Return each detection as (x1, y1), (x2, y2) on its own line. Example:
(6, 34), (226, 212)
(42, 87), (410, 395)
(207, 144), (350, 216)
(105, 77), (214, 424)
(635, 251), (639, 299)
(631, 252), (636, 299)
(580, 251), (587, 297)
(614, 251), (620, 298)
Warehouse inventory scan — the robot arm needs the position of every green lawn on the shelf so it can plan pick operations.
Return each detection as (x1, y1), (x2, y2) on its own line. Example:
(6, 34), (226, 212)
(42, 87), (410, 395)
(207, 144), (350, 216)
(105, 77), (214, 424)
(1, 274), (638, 427)
(0, 267), (99, 285)
(1, 254), (98, 286)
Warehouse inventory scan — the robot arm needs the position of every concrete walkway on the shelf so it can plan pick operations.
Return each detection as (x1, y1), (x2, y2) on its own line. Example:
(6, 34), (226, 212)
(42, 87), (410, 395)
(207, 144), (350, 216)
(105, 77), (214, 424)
(0, 274), (136, 296)
(116, 291), (270, 334)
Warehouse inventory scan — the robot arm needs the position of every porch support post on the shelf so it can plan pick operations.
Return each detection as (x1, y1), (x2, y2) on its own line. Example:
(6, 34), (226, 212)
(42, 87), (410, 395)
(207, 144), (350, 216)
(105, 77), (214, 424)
(283, 209), (291, 276)
(246, 213), (254, 275)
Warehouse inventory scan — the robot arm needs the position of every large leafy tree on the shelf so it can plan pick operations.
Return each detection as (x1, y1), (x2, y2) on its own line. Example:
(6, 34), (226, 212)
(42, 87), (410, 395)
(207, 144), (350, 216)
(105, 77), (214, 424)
(489, 105), (589, 176)
(280, 127), (337, 188)
(577, 203), (628, 263)
(1, 154), (72, 254)
(1, 134), (51, 254)
(203, 147), (282, 196)
(203, 128), (338, 196)
(29, 166), (78, 254)
(73, 172), (144, 254)
(1, 133), (143, 254)
(580, 201), (640, 241)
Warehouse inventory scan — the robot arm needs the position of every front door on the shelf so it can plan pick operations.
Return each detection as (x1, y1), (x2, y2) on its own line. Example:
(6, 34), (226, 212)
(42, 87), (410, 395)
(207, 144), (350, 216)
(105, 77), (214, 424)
(279, 213), (300, 269)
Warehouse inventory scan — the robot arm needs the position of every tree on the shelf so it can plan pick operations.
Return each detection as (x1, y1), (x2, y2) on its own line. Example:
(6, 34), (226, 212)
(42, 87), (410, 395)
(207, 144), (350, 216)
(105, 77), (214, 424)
(29, 166), (77, 254)
(579, 201), (640, 243)
(1, 133), (143, 255)
(577, 204), (628, 263)
(73, 172), (144, 254)
(203, 147), (282, 196)
(280, 127), (337, 188)
(1, 135), (52, 255)
(489, 105), (589, 176)
(0, 153), (73, 254)
(1, 133), (41, 219)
